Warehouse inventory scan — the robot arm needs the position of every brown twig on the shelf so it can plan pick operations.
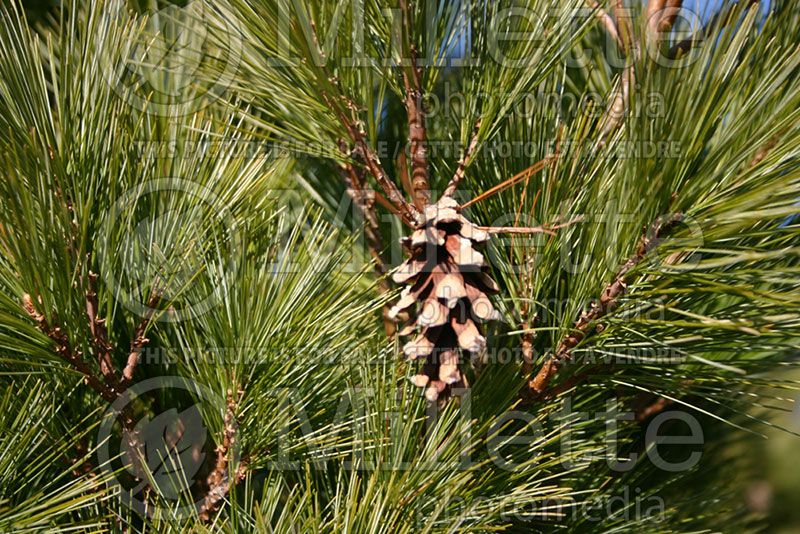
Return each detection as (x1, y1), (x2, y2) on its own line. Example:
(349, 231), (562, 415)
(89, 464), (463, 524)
(403, 75), (431, 210)
(520, 328), (536, 376)
(330, 101), (420, 227)
(635, 396), (674, 422)
(399, 0), (430, 210)
(658, 0), (683, 33)
(308, 13), (420, 227)
(341, 148), (396, 335)
(315, 1), (423, 225)
(596, 0), (637, 146)
(646, 0), (668, 43)
(85, 270), (117, 385)
(120, 290), (161, 389)
(372, 189), (403, 219)
(23, 292), (147, 477)
(198, 389), (248, 522)
(527, 213), (684, 397)
(477, 217), (583, 236)
(515, 180), (551, 376)
(24, 294), (117, 403)
(460, 155), (557, 210)
(517, 216), (540, 376)
(477, 225), (556, 236)
(444, 118), (482, 197)
(586, 0), (622, 50)
(539, 365), (611, 400)
(645, 0), (685, 52)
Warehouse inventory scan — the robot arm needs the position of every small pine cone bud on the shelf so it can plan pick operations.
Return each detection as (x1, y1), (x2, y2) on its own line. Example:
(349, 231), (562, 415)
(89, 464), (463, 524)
(595, 323), (606, 333)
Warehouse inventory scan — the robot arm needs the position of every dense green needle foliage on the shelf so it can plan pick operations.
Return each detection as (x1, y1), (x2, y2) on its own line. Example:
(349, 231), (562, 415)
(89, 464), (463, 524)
(0, 0), (798, 532)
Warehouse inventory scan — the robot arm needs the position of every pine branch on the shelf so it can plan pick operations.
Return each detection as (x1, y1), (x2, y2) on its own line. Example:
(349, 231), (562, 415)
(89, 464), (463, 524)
(597, 0), (639, 145)
(23, 293), (117, 403)
(198, 389), (247, 522)
(400, 0), (430, 210)
(564, 80), (788, 403)
(329, 99), (420, 227)
(306, 12), (421, 227)
(341, 148), (396, 335)
(120, 290), (160, 389)
(85, 270), (117, 385)
(23, 292), (150, 485)
(444, 118), (482, 197)
(586, 0), (622, 50)
(658, 0), (683, 33)
(527, 213), (684, 397)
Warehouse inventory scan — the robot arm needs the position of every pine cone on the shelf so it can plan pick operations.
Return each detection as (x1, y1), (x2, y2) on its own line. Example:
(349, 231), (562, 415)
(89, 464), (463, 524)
(390, 197), (499, 401)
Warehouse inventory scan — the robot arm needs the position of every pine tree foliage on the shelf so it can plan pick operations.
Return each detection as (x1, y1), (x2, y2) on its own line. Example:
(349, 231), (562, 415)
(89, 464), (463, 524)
(0, 0), (798, 532)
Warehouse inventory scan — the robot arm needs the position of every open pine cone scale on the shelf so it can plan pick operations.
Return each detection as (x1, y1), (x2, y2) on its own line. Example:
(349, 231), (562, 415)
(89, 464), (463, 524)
(390, 197), (500, 401)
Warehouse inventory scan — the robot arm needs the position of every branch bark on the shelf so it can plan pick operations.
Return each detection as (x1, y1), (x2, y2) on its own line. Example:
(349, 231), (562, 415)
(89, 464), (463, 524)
(308, 11), (420, 227)
(646, 0), (684, 50)
(24, 294), (117, 402)
(331, 102), (420, 226)
(659, 0), (683, 33)
(85, 271), (117, 384)
(477, 225), (556, 236)
(197, 389), (247, 522)
(400, 0), (430, 210)
(538, 365), (610, 400)
(23, 292), (147, 476)
(120, 290), (160, 388)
